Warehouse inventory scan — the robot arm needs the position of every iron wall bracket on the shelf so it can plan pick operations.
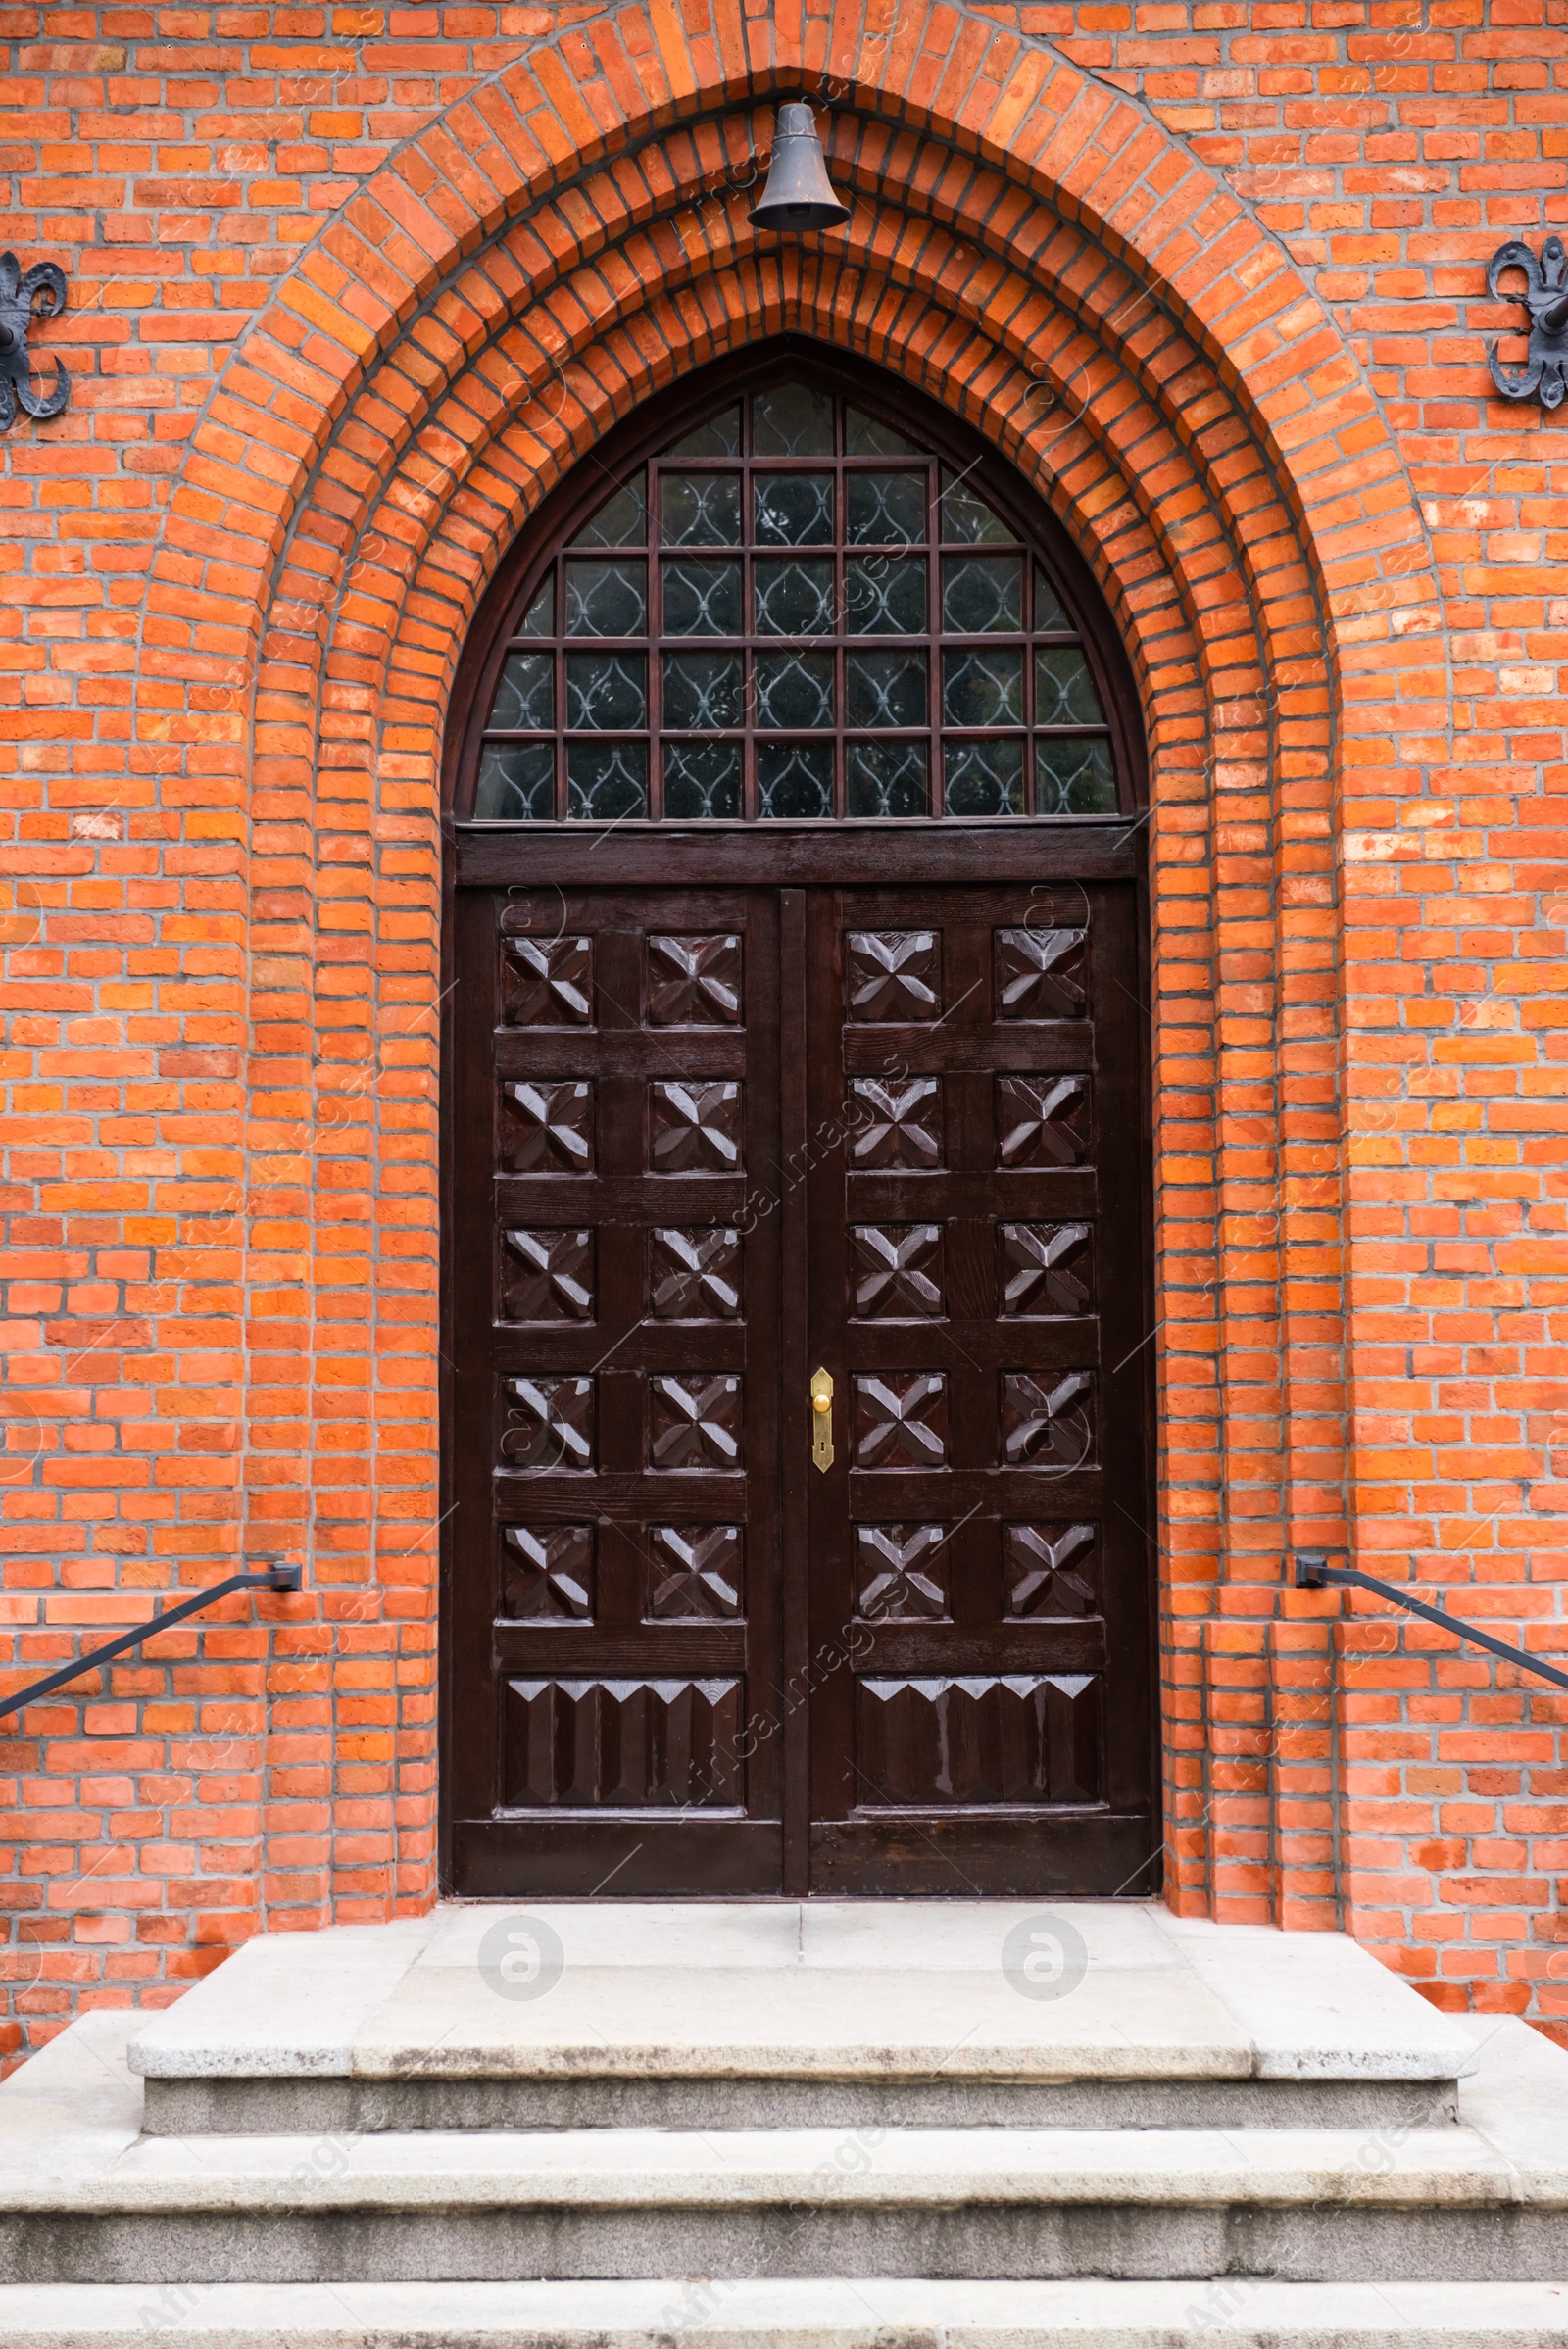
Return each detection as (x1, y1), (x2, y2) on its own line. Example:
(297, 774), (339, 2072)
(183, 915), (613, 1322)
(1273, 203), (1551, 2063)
(1487, 234), (1568, 409)
(0, 252), (69, 430)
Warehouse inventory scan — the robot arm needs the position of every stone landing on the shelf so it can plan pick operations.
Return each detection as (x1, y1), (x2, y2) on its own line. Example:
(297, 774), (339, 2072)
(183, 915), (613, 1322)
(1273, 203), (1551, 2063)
(0, 1901), (1564, 2341)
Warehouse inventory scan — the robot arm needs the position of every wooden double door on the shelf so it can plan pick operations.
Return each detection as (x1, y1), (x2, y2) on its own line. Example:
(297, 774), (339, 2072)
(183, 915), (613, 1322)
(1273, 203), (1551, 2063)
(447, 863), (1155, 1897)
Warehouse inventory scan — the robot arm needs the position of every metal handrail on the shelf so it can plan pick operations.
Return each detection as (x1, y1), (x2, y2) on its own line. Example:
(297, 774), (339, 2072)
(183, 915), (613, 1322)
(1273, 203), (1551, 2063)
(0, 1562), (302, 1722)
(1295, 1551), (1568, 1696)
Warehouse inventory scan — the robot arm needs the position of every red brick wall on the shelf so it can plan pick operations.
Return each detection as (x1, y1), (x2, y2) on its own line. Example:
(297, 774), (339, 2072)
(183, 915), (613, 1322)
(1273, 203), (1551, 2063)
(0, 1), (1563, 2067)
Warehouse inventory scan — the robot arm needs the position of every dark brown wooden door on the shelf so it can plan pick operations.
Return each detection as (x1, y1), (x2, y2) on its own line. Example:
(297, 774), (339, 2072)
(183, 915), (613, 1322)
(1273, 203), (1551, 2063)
(447, 873), (1153, 1897)
(803, 885), (1153, 1895)
(449, 885), (785, 1895)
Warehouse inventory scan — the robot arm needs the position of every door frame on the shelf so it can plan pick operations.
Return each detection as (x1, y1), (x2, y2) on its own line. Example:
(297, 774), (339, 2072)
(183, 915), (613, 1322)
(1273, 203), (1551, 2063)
(435, 339), (1158, 1897)
(437, 826), (1159, 1897)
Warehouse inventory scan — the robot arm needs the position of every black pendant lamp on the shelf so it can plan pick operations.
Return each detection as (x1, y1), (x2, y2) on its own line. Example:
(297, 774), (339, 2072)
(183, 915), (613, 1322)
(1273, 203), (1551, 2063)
(749, 103), (850, 233)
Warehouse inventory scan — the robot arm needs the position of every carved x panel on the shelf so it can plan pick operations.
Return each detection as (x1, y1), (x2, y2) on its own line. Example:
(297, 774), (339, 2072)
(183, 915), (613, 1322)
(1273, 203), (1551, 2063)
(647, 1524), (744, 1619)
(651, 1080), (742, 1172)
(846, 930), (941, 1022)
(648, 933), (743, 1026)
(999, 1222), (1092, 1317)
(501, 1376), (595, 1470)
(650, 1226), (742, 1319)
(1005, 1522), (1099, 1618)
(850, 1223), (945, 1318)
(502, 1525), (594, 1620)
(852, 1373), (949, 1467)
(996, 1074), (1089, 1167)
(501, 1080), (594, 1173)
(649, 1373), (744, 1470)
(995, 926), (1086, 1020)
(1001, 1370), (1094, 1468)
(855, 1523), (949, 1619)
(501, 1228), (594, 1321)
(502, 933), (594, 1027)
(848, 1077), (944, 1169)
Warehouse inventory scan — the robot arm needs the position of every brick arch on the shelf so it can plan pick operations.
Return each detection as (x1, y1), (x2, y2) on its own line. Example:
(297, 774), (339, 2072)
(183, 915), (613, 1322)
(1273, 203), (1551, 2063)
(186, 26), (1443, 1932)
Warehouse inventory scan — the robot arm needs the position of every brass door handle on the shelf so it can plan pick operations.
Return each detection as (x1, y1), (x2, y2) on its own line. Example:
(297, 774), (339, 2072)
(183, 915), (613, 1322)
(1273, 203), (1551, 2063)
(809, 1367), (834, 1473)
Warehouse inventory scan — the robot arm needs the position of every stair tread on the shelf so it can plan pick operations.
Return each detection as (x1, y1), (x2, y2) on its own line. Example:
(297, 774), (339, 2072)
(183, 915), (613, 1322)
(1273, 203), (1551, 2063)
(125, 1901), (1476, 2086)
(1, 2276), (1567, 2342)
(0, 2129), (1546, 2209)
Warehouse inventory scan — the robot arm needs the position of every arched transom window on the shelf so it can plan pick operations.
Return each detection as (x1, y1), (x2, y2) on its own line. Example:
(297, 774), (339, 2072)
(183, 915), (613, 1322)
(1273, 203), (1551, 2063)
(468, 375), (1119, 825)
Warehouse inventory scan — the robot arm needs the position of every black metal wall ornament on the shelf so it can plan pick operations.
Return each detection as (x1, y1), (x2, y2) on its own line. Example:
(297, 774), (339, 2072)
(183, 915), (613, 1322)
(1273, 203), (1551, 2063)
(1487, 233), (1568, 409)
(0, 252), (70, 430)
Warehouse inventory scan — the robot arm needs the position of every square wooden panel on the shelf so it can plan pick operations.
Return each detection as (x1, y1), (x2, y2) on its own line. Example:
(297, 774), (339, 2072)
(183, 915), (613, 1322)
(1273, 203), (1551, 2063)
(500, 1228), (594, 1321)
(647, 933), (743, 1025)
(994, 924), (1087, 1020)
(849, 1222), (945, 1318)
(1004, 1521), (1099, 1619)
(847, 1077), (944, 1168)
(648, 1374), (745, 1470)
(1000, 1371), (1095, 1469)
(501, 933), (595, 1026)
(852, 1373), (949, 1468)
(500, 1376), (595, 1470)
(650, 1080), (743, 1171)
(998, 1221), (1092, 1316)
(996, 1074), (1089, 1167)
(649, 1226), (742, 1319)
(501, 1079), (595, 1174)
(845, 929), (941, 1021)
(501, 1525), (594, 1620)
(854, 1524), (950, 1620)
(647, 1525), (744, 1619)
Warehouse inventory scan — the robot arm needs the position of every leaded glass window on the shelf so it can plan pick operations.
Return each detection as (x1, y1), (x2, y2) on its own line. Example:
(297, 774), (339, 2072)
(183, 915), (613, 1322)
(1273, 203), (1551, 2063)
(469, 378), (1120, 822)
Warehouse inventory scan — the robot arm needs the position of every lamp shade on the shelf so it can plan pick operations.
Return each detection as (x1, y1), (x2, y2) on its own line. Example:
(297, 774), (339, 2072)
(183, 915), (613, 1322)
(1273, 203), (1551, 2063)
(749, 104), (850, 233)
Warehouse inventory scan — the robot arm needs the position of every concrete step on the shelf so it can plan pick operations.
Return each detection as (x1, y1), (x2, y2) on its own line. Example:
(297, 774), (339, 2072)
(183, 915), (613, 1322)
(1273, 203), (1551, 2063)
(2, 2276), (1568, 2347)
(127, 1901), (1477, 2133)
(2, 2009), (1565, 2287)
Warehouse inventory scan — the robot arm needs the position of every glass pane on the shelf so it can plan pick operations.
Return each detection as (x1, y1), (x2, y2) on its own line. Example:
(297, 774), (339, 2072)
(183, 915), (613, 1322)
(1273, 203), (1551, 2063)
(517, 579), (552, 636)
(662, 558), (743, 637)
(1036, 733), (1117, 814)
(944, 737), (1023, 816)
(568, 470), (647, 547)
(1034, 563), (1069, 631)
(940, 467), (1011, 544)
(490, 651), (554, 731)
(944, 646), (1023, 727)
(846, 408), (918, 457)
(942, 554), (1023, 634)
(663, 740), (742, 818)
(847, 471), (926, 545)
(566, 651), (647, 730)
(758, 740), (833, 818)
(755, 558), (835, 636)
(564, 558), (647, 637)
(756, 650), (834, 728)
(475, 740), (553, 819)
(848, 740), (928, 818)
(667, 407), (741, 458)
(847, 557), (926, 635)
(755, 473), (834, 546)
(752, 380), (833, 457)
(567, 739), (648, 820)
(663, 650), (743, 730)
(662, 472), (742, 546)
(847, 649), (926, 728)
(1035, 644), (1105, 726)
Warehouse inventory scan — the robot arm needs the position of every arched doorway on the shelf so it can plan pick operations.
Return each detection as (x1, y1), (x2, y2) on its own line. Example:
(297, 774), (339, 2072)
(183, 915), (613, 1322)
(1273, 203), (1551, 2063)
(442, 343), (1156, 1898)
